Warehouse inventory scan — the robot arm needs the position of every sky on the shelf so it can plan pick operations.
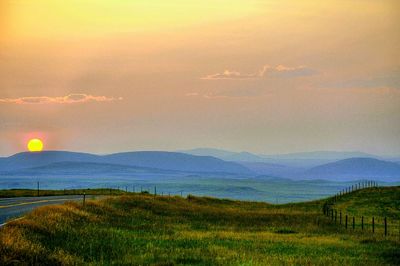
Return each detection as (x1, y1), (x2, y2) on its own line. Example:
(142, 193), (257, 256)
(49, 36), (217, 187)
(0, 0), (399, 156)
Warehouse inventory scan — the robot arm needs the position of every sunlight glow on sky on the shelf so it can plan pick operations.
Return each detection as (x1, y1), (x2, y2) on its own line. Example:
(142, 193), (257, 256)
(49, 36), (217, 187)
(3, 0), (260, 39)
(0, 0), (399, 156)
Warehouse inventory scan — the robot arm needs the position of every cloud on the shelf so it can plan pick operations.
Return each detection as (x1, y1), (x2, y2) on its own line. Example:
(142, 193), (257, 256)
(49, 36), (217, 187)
(186, 88), (269, 99)
(201, 64), (316, 80)
(185, 92), (200, 97)
(0, 94), (123, 105)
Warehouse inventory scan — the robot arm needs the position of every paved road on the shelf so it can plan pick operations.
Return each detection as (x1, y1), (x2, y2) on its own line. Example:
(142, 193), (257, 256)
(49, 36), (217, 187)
(0, 195), (97, 226)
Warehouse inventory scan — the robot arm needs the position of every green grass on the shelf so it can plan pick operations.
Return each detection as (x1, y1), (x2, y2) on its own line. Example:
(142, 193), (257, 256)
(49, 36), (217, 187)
(0, 188), (399, 265)
(325, 186), (400, 236)
(332, 187), (400, 219)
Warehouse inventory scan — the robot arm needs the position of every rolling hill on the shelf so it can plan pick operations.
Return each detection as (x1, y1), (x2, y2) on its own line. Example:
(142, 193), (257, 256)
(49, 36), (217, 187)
(237, 161), (303, 177)
(0, 151), (253, 175)
(9, 161), (175, 176)
(180, 148), (381, 168)
(305, 157), (400, 181)
(1, 187), (399, 265)
(0, 151), (100, 171)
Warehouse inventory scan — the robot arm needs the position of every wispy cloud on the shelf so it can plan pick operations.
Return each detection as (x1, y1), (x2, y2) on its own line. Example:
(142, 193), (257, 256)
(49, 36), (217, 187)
(201, 64), (316, 80)
(0, 94), (123, 105)
(185, 92), (200, 97)
(186, 87), (269, 99)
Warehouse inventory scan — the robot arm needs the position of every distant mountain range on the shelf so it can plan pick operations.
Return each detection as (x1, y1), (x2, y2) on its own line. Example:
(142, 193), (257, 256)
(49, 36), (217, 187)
(0, 151), (253, 175)
(0, 150), (399, 182)
(179, 148), (266, 162)
(304, 157), (400, 182)
(180, 148), (399, 168)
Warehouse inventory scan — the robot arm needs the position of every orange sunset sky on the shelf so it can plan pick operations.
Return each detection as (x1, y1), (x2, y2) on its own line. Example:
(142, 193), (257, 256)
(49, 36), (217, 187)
(0, 0), (399, 156)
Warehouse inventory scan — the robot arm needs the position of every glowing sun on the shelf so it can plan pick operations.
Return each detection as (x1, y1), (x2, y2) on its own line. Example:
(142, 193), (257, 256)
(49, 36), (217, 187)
(27, 138), (44, 152)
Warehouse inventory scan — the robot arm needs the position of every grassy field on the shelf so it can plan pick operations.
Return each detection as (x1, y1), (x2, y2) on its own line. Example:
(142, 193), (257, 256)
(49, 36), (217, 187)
(331, 186), (400, 219)
(325, 186), (400, 236)
(0, 188), (399, 265)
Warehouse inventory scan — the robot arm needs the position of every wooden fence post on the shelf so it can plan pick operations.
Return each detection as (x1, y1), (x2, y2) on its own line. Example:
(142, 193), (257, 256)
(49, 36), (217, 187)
(384, 217), (387, 236)
(83, 192), (86, 208)
(372, 217), (375, 233)
(361, 216), (364, 230)
(335, 210), (337, 224)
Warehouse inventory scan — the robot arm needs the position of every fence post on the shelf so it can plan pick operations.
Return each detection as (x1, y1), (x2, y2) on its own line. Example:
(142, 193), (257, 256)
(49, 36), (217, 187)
(361, 216), (364, 230)
(335, 210), (337, 224)
(331, 209), (334, 221)
(384, 217), (387, 236)
(372, 217), (375, 233)
(353, 216), (355, 230)
(154, 186), (157, 196)
(83, 192), (86, 208)
(346, 215), (348, 229)
(340, 211), (342, 225)
(37, 181), (40, 197)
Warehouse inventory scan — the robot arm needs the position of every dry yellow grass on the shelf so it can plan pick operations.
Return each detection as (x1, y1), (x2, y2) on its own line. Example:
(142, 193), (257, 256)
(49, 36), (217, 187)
(0, 192), (399, 265)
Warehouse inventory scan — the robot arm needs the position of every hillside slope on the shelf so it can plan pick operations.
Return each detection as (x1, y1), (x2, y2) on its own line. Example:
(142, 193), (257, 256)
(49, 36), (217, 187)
(0, 189), (399, 265)
(102, 151), (253, 174)
(329, 186), (400, 219)
(0, 151), (253, 175)
(305, 157), (400, 181)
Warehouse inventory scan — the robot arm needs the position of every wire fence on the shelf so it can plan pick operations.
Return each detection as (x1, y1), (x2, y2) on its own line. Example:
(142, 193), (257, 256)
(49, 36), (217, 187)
(0, 182), (186, 198)
(323, 180), (400, 240)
